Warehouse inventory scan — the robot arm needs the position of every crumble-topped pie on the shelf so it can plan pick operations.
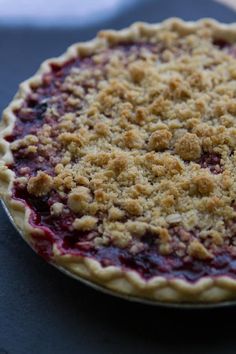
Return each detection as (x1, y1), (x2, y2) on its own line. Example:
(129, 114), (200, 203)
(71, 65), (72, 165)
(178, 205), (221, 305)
(1, 19), (236, 303)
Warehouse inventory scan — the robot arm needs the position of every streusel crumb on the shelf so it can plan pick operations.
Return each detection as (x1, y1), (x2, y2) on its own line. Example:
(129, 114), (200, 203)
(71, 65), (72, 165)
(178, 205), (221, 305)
(50, 202), (64, 216)
(175, 133), (201, 161)
(68, 187), (92, 213)
(27, 171), (53, 197)
(148, 129), (172, 151)
(73, 216), (98, 231)
(192, 174), (214, 195)
(188, 240), (213, 260)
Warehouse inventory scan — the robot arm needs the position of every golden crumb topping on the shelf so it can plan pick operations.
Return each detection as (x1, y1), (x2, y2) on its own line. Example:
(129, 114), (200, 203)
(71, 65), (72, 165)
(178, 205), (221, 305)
(73, 215), (98, 231)
(11, 22), (236, 260)
(27, 172), (53, 197)
(192, 174), (214, 195)
(175, 133), (202, 161)
(148, 129), (172, 151)
(67, 187), (92, 213)
(188, 240), (213, 260)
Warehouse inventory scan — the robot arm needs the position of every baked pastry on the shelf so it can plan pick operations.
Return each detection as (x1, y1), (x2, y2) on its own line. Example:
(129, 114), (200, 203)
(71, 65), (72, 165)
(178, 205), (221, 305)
(1, 18), (236, 303)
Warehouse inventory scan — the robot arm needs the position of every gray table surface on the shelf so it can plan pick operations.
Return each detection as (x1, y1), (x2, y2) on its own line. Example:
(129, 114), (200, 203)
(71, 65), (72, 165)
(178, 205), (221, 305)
(1, 1), (236, 353)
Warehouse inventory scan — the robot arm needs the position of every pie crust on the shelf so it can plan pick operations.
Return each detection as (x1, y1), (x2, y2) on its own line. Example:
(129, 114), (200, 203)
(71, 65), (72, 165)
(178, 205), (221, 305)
(1, 18), (236, 303)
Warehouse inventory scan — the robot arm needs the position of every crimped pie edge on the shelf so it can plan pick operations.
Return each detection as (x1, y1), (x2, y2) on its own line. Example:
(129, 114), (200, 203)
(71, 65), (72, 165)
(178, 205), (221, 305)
(1, 18), (236, 303)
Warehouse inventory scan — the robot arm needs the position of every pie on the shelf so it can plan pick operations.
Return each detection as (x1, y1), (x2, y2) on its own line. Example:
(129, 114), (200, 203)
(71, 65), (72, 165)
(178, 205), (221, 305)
(1, 18), (236, 303)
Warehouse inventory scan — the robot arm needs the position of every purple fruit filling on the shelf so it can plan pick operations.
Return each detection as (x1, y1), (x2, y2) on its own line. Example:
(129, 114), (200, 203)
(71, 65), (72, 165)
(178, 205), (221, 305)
(198, 152), (223, 174)
(10, 185), (236, 281)
(213, 37), (236, 58)
(213, 38), (230, 49)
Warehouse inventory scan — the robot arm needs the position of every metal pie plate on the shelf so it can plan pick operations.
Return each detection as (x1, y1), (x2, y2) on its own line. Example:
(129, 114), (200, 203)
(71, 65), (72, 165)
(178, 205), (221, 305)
(2, 198), (236, 309)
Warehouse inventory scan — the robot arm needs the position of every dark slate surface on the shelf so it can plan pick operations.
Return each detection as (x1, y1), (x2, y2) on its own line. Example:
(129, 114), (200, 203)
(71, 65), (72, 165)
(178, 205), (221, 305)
(1, 1), (236, 353)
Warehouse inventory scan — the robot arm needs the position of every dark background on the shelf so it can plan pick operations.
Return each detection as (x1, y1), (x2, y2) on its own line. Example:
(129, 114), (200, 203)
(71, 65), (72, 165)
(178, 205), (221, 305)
(1, 1), (236, 353)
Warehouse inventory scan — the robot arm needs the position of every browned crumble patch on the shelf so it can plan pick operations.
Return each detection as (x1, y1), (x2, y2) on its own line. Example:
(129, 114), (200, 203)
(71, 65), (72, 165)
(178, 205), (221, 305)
(148, 129), (172, 151)
(192, 174), (215, 195)
(11, 23), (236, 261)
(188, 240), (213, 260)
(27, 172), (53, 197)
(175, 133), (202, 161)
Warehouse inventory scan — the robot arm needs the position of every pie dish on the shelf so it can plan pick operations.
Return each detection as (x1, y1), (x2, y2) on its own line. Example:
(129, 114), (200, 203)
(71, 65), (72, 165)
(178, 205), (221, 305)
(1, 18), (236, 303)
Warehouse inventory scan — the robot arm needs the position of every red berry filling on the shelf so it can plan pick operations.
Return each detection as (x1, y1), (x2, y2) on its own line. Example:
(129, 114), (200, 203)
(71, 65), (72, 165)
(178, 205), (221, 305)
(10, 184), (236, 281)
(198, 152), (223, 174)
